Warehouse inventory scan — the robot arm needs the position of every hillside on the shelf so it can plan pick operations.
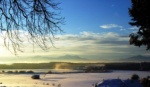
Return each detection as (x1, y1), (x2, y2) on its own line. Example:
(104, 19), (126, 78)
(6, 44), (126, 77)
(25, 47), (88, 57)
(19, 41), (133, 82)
(118, 55), (150, 62)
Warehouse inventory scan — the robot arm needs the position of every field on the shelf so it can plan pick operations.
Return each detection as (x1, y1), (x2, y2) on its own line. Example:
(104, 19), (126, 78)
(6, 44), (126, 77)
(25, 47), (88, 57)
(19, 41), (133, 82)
(0, 70), (149, 87)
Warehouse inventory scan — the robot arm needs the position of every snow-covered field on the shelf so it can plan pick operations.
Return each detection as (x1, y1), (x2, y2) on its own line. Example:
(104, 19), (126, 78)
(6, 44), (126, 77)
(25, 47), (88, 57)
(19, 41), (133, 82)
(0, 70), (149, 87)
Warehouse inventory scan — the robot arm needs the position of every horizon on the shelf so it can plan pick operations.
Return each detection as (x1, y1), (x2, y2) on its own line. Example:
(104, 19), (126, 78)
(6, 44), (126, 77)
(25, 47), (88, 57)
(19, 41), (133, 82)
(1, 54), (150, 64)
(0, 0), (150, 64)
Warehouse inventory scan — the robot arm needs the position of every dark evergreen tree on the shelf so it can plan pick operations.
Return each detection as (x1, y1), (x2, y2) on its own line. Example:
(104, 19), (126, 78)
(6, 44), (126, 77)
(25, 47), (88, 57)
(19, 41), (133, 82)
(129, 0), (150, 50)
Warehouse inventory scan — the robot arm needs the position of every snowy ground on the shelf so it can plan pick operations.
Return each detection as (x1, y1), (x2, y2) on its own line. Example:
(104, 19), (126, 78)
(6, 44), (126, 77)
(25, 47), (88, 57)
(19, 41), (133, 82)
(0, 70), (149, 87)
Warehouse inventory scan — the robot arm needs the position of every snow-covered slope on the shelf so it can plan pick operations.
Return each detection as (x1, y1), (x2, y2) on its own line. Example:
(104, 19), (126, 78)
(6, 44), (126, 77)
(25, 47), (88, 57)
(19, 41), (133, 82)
(0, 70), (149, 87)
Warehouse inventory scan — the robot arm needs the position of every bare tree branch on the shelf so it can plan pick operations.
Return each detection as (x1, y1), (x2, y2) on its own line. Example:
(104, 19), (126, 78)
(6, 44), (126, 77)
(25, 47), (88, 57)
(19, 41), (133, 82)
(0, 0), (64, 54)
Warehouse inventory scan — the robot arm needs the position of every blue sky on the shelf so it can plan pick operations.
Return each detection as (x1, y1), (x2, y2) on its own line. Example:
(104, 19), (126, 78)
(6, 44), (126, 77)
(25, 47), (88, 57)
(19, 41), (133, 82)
(0, 0), (150, 64)
(60, 0), (132, 35)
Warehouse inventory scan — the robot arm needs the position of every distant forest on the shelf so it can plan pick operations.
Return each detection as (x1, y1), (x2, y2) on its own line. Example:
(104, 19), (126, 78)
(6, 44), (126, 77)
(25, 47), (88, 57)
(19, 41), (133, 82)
(0, 62), (150, 71)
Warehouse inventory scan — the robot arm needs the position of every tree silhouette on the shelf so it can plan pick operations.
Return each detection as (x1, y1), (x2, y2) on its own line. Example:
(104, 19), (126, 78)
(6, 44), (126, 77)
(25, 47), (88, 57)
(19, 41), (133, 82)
(129, 0), (150, 50)
(0, 0), (64, 54)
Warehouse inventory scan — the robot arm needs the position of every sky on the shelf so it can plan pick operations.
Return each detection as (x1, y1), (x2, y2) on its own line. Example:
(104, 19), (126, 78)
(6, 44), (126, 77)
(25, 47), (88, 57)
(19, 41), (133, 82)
(0, 0), (150, 64)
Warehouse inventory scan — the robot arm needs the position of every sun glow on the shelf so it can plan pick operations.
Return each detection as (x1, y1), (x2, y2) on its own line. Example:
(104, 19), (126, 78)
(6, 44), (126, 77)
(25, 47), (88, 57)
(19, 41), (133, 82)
(0, 46), (11, 56)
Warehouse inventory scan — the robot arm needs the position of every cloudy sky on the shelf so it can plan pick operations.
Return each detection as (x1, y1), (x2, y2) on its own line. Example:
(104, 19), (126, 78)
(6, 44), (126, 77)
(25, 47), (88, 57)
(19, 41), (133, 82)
(0, 0), (149, 64)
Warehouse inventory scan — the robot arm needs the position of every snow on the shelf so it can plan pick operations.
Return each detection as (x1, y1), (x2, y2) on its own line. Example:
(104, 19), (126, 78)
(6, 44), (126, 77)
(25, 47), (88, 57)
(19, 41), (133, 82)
(123, 79), (143, 87)
(0, 70), (149, 87)
(97, 79), (143, 87)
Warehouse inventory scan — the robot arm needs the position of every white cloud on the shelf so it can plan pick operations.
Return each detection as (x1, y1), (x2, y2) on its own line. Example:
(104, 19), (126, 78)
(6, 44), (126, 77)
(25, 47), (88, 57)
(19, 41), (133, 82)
(100, 24), (123, 29)
(55, 32), (147, 60)
(0, 31), (147, 63)
(129, 26), (139, 30)
(120, 28), (126, 31)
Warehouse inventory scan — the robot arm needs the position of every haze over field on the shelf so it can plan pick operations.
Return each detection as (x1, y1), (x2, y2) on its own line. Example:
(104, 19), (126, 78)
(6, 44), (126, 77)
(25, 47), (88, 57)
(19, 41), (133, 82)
(0, 0), (150, 64)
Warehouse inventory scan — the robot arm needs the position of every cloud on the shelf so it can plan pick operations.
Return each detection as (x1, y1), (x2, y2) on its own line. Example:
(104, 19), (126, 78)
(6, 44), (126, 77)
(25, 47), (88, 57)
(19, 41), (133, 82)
(55, 32), (147, 58)
(76, 32), (128, 45)
(55, 32), (130, 54)
(100, 24), (123, 29)
(1, 31), (148, 63)
(120, 28), (126, 31)
(129, 26), (139, 30)
(90, 32), (129, 45)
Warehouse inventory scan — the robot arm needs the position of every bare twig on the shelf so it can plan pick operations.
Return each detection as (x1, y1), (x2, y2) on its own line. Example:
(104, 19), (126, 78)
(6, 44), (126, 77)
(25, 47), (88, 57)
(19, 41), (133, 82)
(0, 0), (64, 54)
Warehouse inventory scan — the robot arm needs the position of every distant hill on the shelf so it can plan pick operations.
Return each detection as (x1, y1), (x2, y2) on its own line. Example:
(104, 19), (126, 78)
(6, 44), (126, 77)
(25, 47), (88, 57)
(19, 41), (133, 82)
(28, 54), (88, 62)
(120, 55), (150, 62)
(57, 55), (87, 61)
